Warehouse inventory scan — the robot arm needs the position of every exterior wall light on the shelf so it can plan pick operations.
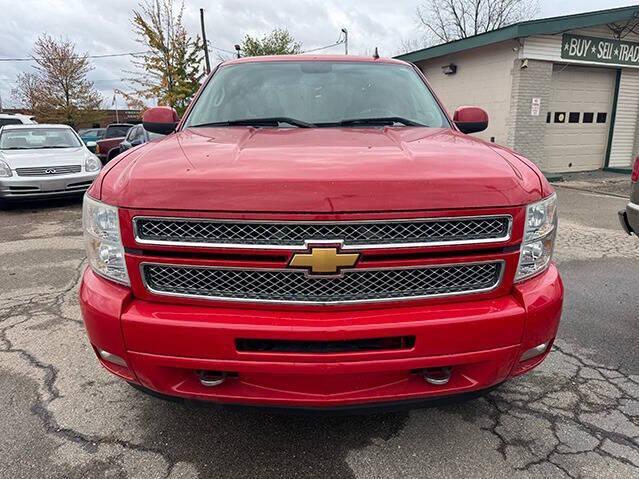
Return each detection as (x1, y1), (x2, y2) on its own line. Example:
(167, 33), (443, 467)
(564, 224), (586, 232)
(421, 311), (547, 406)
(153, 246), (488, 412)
(442, 64), (457, 75)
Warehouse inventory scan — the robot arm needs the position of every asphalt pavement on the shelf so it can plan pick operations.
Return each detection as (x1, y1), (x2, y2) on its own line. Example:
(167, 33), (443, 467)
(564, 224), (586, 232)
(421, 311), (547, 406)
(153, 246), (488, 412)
(0, 183), (637, 479)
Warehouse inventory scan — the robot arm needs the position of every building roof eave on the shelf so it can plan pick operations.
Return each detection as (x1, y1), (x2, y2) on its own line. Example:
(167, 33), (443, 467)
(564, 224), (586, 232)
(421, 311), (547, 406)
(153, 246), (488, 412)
(396, 5), (639, 63)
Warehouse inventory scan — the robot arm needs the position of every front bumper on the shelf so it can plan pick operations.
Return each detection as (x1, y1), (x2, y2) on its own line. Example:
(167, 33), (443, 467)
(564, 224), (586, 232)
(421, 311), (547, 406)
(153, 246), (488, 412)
(0, 171), (98, 199)
(619, 202), (639, 235)
(80, 265), (563, 409)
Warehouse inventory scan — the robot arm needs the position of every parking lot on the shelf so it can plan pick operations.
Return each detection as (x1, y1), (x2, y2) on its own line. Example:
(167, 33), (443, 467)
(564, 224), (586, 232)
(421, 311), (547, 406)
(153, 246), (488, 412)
(0, 182), (638, 479)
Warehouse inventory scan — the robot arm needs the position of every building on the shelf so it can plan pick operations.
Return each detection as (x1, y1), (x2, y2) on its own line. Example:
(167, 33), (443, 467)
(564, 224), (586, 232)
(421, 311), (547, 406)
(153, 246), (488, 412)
(396, 5), (639, 175)
(0, 108), (141, 129)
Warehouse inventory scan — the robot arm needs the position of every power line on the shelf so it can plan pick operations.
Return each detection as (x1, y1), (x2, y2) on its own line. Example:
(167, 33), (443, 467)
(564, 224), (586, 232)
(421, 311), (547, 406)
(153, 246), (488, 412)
(301, 41), (345, 54)
(205, 41), (237, 55)
(0, 50), (152, 62)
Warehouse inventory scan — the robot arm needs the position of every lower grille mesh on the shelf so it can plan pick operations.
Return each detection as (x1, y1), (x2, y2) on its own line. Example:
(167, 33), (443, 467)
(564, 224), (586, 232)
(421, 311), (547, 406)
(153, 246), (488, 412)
(142, 262), (503, 304)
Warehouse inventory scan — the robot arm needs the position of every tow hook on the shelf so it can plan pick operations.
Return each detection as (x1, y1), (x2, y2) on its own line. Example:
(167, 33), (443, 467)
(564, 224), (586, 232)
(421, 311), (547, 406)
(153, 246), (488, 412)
(199, 371), (226, 387)
(423, 367), (452, 385)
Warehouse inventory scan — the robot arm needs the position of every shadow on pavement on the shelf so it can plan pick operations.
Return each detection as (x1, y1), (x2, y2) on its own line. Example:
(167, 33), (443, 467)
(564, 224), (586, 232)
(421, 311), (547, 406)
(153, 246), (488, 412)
(0, 196), (83, 212)
(134, 394), (412, 479)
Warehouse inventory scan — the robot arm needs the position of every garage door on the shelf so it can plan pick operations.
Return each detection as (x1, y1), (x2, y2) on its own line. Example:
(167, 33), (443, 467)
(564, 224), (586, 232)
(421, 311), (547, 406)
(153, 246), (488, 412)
(544, 65), (616, 173)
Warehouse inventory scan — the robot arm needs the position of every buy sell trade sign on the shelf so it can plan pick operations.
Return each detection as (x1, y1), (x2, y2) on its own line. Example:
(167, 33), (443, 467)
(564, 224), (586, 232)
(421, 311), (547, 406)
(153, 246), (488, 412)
(562, 34), (639, 66)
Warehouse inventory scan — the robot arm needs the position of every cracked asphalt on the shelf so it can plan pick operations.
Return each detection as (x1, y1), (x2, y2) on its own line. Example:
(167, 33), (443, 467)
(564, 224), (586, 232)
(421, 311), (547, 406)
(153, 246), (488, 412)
(0, 184), (637, 478)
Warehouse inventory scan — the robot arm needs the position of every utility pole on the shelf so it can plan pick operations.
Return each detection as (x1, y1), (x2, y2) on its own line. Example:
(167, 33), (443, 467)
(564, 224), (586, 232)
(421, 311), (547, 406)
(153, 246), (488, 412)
(112, 91), (119, 123)
(341, 28), (348, 55)
(200, 8), (211, 75)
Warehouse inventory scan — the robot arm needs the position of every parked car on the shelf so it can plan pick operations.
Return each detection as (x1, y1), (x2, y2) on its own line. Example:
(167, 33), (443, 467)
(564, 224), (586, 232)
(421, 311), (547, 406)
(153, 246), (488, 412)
(0, 113), (37, 127)
(95, 123), (134, 163)
(80, 55), (562, 411)
(78, 128), (106, 152)
(119, 124), (164, 153)
(0, 124), (101, 201)
(619, 156), (639, 236)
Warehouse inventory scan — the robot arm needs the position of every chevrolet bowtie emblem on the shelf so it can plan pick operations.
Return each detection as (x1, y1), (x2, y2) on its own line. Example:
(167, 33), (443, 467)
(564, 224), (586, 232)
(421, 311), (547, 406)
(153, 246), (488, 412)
(289, 247), (360, 275)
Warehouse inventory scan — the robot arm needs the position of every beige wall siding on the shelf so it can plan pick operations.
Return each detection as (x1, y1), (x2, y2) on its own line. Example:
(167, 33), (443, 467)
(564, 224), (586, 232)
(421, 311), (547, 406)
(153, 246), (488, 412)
(415, 42), (518, 145)
(609, 69), (639, 168)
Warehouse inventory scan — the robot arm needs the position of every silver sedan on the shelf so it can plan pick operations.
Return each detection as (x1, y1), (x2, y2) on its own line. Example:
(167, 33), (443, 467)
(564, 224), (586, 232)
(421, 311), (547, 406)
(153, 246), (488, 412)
(0, 124), (101, 200)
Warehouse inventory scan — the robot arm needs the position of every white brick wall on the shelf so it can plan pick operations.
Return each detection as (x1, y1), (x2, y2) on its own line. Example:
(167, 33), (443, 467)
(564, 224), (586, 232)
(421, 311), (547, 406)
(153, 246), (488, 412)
(507, 60), (554, 170)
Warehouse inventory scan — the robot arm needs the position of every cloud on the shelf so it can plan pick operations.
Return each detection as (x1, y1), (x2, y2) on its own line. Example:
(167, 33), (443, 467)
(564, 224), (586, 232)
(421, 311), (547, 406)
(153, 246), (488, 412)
(0, 0), (636, 108)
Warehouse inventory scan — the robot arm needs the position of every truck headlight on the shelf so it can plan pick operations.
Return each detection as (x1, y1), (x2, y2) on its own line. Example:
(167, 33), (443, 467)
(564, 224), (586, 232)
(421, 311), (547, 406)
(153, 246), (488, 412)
(83, 195), (129, 285)
(85, 155), (102, 173)
(0, 160), (12, 177)
(516, 193), (557, 281)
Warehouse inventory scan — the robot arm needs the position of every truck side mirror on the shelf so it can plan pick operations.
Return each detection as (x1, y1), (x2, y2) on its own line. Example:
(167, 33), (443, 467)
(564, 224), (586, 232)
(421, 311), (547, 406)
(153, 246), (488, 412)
(143, 107), (179, 135)
(453, 106), (489, 134)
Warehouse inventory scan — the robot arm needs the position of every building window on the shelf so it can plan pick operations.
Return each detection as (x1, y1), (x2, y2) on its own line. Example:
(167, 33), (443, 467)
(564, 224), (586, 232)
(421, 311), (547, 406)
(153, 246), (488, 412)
(569, 112), (580, 123)
(583, 112), (594, 123)
(554, 112), (566, 123)
(596, 112), (607, 123)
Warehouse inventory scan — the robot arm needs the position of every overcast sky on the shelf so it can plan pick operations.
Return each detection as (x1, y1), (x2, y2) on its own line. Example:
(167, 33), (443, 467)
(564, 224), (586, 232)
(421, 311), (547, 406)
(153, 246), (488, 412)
(1, 0), (637, 109)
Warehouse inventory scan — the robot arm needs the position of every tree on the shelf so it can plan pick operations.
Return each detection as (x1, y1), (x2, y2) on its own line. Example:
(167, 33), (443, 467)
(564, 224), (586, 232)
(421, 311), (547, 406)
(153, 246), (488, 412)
(127, 0), (203, 115)
(12, 72), (41, 112)
(416, 0), (539, 45)
(14, 35), (103, 126)
(240, 29), (302, 56)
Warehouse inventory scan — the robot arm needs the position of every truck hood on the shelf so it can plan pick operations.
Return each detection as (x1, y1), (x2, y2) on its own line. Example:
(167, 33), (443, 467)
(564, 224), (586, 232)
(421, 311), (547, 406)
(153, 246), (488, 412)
(100, 127), (543, 212)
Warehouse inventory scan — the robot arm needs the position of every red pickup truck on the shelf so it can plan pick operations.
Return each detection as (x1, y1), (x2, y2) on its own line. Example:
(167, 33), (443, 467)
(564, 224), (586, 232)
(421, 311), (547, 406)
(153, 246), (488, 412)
(95, 123), (134, 163)
(80, 55), (562, 411)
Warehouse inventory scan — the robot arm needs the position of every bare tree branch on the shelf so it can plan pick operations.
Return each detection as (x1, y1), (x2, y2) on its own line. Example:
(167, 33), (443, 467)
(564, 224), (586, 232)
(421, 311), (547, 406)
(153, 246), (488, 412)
(416, 0), (539, 46)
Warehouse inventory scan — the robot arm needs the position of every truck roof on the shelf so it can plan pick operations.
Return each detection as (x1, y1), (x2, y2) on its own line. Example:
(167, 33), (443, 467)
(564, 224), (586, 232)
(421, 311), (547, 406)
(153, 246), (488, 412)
(221, 55), (410, 67)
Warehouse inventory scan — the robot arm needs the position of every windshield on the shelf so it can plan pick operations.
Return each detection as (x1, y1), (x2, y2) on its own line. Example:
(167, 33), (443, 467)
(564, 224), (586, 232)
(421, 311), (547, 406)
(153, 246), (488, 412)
(184, 61), (449, 128)
(0, 128), (82, 150)
(105, 125), (132, 138)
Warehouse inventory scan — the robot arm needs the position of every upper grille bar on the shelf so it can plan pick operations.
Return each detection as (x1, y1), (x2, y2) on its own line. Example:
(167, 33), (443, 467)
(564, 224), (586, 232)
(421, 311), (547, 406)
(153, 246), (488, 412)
(133, 215), (512, 250)
(141, 261), (504, 305)
(16, 165), (82, 177)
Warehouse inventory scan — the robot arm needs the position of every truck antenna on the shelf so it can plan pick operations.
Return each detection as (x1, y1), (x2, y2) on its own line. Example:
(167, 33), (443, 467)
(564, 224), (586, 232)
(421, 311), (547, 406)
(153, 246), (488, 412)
(373, 47), (379, 59)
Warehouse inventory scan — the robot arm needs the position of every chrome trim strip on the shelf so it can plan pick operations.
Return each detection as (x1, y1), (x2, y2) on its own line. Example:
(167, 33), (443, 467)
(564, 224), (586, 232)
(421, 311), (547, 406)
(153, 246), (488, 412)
(132, 215), (513, 251)
(139, 260), (505, 305)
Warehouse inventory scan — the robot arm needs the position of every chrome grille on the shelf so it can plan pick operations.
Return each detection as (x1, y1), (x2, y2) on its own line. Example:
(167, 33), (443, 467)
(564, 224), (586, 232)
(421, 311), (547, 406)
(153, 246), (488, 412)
(142, 261), (503, 304)
(16, 165), (82, 177)
(134, 216), (511, 249)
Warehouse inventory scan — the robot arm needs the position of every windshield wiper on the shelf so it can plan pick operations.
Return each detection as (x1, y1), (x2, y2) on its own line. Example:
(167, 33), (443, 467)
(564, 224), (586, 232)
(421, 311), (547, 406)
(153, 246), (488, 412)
(332, 117), (426, 127)
(191, 117), (315, 128)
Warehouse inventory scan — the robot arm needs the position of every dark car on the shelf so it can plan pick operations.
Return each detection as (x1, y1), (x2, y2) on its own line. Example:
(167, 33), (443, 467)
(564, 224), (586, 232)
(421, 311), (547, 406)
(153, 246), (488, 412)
(119, 124), (164, 153)
(619, 156), (639, 235)
(95, 123), (134, 163)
